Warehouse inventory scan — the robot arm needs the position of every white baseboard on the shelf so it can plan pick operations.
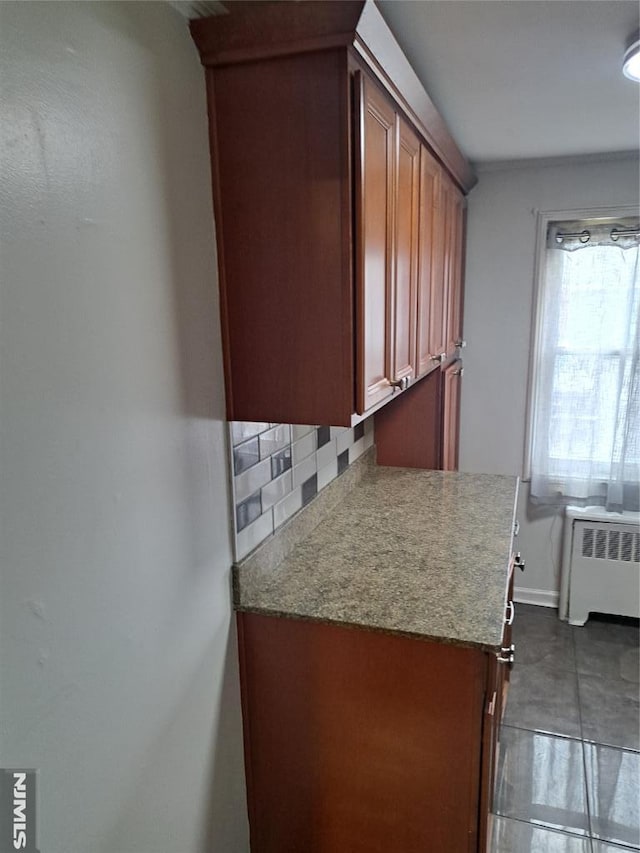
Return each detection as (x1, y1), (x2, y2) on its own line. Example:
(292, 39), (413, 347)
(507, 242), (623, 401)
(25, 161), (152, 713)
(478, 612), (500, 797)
(514, 587), (560, 609)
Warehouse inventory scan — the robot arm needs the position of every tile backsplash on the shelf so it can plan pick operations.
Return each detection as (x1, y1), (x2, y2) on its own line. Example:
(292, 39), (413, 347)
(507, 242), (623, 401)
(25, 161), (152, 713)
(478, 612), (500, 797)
(230, 418), (374, 560)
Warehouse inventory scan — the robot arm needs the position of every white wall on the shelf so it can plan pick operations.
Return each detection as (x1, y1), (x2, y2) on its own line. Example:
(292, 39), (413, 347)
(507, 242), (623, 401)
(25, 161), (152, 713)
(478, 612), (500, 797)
(0, 3), (249, 851)
(460, 154), (640, 602)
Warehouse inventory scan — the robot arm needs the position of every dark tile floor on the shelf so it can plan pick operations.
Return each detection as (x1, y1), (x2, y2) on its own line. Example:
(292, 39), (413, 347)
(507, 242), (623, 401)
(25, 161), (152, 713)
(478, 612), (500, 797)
(492, 604), (640, 852)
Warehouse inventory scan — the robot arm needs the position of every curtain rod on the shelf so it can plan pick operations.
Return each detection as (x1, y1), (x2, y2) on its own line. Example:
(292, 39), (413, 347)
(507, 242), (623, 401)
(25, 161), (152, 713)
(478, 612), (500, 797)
(554, 226), (640, 244)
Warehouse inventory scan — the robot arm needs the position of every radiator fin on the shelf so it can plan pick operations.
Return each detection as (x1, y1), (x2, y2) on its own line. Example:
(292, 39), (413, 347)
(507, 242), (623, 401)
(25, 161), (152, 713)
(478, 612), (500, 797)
(582, 525), (639, 562)
(608, 530), (620, 560)
(622, 532), (634, 562)
(582, 528), (594, 557)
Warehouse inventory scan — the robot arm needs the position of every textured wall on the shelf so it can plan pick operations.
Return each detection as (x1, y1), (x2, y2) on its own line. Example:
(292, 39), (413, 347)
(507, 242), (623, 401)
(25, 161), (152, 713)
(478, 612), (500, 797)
(0, 3), (249, 851)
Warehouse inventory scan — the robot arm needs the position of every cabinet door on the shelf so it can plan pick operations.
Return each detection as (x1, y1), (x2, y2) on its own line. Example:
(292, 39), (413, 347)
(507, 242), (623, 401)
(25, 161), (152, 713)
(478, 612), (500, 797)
(416, 146), (441, 378)
(355, 73), (396, 414)
(239, 611), (487, 853)
(375, 367), (442, 469)
(427, 164), (448, 364)
(392, 117), (420, 385)
(442, 357), (462, 471)
(445, 180), (466, 355)
(479, 653), (501, 852)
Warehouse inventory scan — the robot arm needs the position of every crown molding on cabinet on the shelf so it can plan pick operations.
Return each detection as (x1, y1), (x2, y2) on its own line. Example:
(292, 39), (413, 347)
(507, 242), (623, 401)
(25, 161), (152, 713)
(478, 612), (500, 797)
(190, 1), (476, 194)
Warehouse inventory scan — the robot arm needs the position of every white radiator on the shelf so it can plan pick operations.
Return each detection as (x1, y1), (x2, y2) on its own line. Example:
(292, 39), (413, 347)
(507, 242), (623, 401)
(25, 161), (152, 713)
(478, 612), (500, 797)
(559, 505), (640, 626)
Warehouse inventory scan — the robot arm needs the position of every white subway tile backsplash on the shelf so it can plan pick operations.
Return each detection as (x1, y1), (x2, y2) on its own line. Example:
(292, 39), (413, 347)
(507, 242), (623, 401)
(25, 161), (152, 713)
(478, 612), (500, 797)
(270, 446), (292, 479)
(350, 435), (368, 464)
(234, 457), (271, 504)
(230, 416), (374, 559)
(292, 431), (316, 465)
(236, 491), (262, 532)
(273, 486), (302, 528)
(316, 437), (337, 471)
(317, 458), (338, 491)
(292, 454), (317, 488)
(335, 427), (355, 456)
(231, 422), (270, 445)
(259, 424), (290, 458)
(316, 425), (331, 448)
(262, 470), (293, 510)
(236, 508), (274, 561)
(233, 437), (260, 475)
(291, 425), (315, 441)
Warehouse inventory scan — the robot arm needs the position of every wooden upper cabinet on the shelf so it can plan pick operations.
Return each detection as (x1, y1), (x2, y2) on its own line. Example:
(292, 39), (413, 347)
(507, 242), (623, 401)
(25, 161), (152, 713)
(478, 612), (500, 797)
(189, 1), (474, 426)
(355, 79), (421, 414)
(392, 117), (420, 386)
(416, 145), (441, 378)
(355, 73), (395, 414)
(428, 172), (449, 364)
(445, 179), (466, 357)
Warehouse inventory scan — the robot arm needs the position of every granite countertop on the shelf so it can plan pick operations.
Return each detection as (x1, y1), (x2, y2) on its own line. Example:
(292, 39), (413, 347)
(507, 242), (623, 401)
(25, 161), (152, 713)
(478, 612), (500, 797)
(234, 450), (519, 650)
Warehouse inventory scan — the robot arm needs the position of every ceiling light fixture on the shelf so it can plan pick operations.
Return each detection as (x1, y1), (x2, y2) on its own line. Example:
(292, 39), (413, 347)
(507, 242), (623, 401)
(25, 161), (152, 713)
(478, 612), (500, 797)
(623, 34), (640, 81)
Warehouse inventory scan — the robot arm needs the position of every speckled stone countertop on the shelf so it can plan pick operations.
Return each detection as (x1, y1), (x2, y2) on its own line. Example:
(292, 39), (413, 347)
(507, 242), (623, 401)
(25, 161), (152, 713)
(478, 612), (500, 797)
(234, 450), (519, 650)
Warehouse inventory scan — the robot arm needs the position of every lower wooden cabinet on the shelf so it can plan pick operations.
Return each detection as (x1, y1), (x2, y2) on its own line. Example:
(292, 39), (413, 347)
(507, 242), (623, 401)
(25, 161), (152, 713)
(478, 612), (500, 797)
(237, 611), (510, 853)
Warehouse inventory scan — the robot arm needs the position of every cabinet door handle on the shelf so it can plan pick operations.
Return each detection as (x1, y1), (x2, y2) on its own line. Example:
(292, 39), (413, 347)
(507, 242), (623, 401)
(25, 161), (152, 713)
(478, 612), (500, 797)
(487, 691), (497, 716)
(455, 339), (467, 348)
(497, 643), (515, 665)
(514, 552), (526, 572)
(513, 520), (520, 536)
(452, 366), (464, 377)
(388, 377), (409, 391)
(430, 353), (446, 364)
(505, 601), (515, 625)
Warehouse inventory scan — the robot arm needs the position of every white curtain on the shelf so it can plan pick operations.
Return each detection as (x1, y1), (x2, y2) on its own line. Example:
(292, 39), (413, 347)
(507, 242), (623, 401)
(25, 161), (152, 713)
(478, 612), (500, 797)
(530, 218), (640, 511)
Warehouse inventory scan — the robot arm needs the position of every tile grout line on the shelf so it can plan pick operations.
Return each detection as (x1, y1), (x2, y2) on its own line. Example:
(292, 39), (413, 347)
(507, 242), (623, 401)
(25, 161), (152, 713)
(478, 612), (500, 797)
(494, 611), (640, 851)
(573, 625), (595, 849)
(494, 812), (595, 843)
(501, 721), (584, 743)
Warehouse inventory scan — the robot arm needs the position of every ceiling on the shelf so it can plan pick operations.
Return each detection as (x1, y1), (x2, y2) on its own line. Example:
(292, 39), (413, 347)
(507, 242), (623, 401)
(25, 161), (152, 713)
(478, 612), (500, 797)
(375, 0), (639, 164)
(175, 0), (640, 165)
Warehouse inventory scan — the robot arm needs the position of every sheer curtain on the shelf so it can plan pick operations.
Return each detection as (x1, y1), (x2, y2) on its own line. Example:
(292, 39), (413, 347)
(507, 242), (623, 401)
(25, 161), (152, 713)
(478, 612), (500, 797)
(529, 218), (640, 511)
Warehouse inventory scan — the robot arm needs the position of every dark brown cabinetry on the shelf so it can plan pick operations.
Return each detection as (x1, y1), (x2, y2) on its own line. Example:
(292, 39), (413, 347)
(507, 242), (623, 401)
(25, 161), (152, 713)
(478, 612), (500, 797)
(238, 609), (513, 853)
(442, 357), (463, 471)
(392, 115), (420, 390)
(190, 1), (474, 426)
(444, 176), (466, 357)
(374, 352), (464, 472)
(416, 146), (443, 378)
(355, 73), (397, 413)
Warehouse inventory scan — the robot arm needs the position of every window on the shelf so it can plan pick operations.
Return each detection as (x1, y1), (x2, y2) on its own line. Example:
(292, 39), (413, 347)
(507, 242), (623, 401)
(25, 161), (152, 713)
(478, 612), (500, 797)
(527, 212), (639, 511)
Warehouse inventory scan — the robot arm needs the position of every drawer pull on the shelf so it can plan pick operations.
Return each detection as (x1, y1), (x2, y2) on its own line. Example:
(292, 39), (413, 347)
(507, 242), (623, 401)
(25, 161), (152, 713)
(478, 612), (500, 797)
(487, 691), (497, 716)
(514, 520), (520, 536)
(505, 601), (515, 625)
(498, 643), (515, 665)
(514, 552), (526, 572)
(388, 377), (409, 391)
